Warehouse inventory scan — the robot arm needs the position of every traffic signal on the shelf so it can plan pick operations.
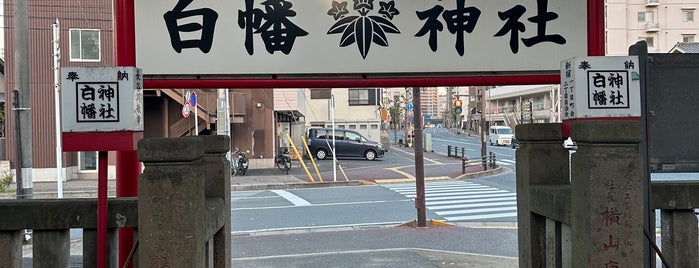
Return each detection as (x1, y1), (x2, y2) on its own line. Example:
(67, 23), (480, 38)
(454, 98), (463, 114)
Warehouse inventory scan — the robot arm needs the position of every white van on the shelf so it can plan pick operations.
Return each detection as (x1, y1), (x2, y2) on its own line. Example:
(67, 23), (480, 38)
(488, 126), (514, 146)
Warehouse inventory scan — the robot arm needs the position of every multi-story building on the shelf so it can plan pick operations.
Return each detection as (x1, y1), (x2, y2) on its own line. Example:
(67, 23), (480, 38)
(606, 0), (699, 55)
(2, 1), (279, 181)
(304, 88), (382, 141)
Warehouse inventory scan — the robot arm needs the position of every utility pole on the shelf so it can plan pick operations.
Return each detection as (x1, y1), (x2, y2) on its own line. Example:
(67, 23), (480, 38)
(412, 87), (426, 227)
(14, 0), (33, 199)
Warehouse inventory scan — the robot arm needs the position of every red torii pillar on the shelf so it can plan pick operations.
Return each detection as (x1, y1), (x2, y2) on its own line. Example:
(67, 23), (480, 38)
(114, 1), (140, 267)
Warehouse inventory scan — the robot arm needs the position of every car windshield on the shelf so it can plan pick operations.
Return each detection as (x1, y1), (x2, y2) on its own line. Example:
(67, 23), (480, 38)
(498, 128), (513, 134)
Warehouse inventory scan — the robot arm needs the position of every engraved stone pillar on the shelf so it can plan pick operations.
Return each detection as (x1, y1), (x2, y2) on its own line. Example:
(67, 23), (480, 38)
(570, 120), (643, 267)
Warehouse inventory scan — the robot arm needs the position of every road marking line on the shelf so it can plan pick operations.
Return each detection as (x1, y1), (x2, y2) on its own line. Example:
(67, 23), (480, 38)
(430, 201), (517, 210)
(374, 176), (451, 184)
(423, 193), (516, 201)
(427, 196), (516, 206)
(270, 190), (312, 206)
(231, 199), (412, 211)
(445, 212), (518, 221)
(390, 147), (443, 165)
(436, 206), (517, 216)
(232, 247), (518, 261)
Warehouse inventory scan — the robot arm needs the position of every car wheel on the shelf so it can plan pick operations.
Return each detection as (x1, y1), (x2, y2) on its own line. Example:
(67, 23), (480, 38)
(316, 149), (327, 160)
(365, 150), (376, 161)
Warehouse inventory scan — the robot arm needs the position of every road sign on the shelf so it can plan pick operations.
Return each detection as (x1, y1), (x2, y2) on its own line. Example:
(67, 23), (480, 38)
(190, 91), (197, 106)
(407, 103), (413, 111)
(182, 102), (192, 118)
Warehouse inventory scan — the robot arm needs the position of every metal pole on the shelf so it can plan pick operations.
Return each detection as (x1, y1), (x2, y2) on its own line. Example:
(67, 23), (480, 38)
(480, 90), (487, 170)
(412, 87), (426, 227)
(53, 18), (63, 198)
(331, 95), (337, 182)
(12, 91), (23, 198)
(15, 0), (33, 199)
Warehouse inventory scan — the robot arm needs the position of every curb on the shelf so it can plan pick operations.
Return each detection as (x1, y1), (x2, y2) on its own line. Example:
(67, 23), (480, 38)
(374, 176), (451, 184)
(398, 219), (455, 227)
(231, 180), (369, 191)
(454, 165), (504, 180)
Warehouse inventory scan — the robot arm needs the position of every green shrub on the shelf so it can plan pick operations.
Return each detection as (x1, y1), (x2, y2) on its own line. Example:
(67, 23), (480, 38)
(0, 171), (14, 193)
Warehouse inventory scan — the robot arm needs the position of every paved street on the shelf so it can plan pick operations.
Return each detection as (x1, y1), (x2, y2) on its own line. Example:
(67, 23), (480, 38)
(382, 181), (517, 222)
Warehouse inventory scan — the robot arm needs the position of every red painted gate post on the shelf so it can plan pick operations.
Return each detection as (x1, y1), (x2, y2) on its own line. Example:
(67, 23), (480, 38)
(114, 0), (139, 267)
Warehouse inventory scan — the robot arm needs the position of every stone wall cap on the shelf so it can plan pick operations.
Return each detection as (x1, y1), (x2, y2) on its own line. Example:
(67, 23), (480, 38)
(200, 135), (231, 154)
(138, 137), (204, 163)
(571, 120), (641, 143)
(515, 123), (562, 141)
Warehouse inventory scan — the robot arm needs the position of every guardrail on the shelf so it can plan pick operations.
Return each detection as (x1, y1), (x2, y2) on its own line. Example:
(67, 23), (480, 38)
(446, 145), (497, 173)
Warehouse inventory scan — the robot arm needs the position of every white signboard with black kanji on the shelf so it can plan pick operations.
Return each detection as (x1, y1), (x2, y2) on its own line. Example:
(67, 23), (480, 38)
(560, 56), (641, 120)
(61, 67), (144, 132)
(134, 0), (588, 76)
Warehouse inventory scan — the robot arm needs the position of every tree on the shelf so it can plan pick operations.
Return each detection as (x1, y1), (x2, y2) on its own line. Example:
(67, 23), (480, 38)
(386, 88), (413, 144)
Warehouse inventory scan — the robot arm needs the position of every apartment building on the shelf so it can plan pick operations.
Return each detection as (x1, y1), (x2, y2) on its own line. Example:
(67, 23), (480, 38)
(606, 0), (699, 55)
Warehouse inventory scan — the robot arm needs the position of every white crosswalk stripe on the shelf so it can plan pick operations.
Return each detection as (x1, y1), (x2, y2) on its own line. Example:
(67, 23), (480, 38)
(382, 181), (517, 222)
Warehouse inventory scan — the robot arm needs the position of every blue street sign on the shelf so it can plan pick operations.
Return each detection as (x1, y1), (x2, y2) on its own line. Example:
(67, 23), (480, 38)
(424, 114), (430, 120)
(406, 103), (413, 111)
(190, 91), (197, 106)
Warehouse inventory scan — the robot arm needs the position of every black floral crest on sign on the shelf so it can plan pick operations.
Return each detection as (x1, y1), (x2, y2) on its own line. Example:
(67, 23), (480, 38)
(327, 0), (401, 59)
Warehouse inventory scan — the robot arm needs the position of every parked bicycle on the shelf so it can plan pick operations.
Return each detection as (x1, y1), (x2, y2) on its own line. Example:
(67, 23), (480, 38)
(275, 148), (292, 173)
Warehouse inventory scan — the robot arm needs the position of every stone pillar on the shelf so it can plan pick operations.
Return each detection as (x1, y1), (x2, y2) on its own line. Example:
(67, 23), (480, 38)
(0, 230), (22, 267)
(83, 228), (118, 268)
(33, 229), (70, 268)
(137, 137), (206, 267)
(201, 135), (231, 268)
(661, 209), (699, 267)
(570, 120), (643, 267)
(515, 123), (569, 268)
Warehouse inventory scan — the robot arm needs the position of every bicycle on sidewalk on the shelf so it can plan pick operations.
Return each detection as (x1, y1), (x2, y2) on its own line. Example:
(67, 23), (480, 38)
(275, 148), (292, 174)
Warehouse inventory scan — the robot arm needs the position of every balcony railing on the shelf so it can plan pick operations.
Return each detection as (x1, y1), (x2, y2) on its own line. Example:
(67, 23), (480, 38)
(646, 22), (661, 32)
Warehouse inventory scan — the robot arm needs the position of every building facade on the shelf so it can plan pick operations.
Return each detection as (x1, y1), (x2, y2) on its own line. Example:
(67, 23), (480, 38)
(606, 0), (699, 55)
(3, 1), (278, 181)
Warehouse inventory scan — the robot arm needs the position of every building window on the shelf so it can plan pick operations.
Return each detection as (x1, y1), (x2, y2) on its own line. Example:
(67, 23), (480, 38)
(311, 88), (332, 99)
(638, 11), (654, 22)
(360, 125), (368, 129)
(349, 88), (380, 106)
(683, 9), (695, 22)
(349, 125), (357, 129)
(70, 29), (100, 61)
(79, 151), (97, 171)
(639, 36), (655, 47)
(683, 34), (695, 43)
